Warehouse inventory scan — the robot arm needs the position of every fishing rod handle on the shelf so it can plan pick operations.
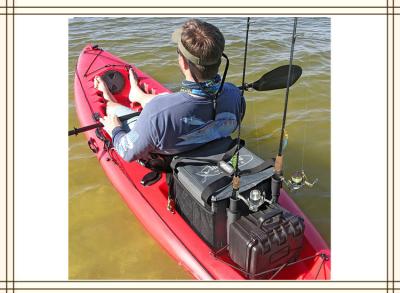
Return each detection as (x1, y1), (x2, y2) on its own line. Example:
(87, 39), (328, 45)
(232, 176), (240, 190)
(274, 155), (283, 175)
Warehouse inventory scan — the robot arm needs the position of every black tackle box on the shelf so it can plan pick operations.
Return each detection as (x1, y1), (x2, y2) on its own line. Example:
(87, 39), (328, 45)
(228, 204), (305, 278)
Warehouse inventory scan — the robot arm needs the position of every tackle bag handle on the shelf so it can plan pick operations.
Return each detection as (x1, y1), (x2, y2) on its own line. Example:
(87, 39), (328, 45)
(199, 159), (274, 202)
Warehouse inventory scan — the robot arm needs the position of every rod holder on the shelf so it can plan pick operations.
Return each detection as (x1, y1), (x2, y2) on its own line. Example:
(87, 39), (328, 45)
(271, 174), (282, 203)
(226, 197), (241, 247)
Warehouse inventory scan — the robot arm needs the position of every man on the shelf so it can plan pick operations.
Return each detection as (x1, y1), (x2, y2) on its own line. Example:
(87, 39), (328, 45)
(96, 19), (245, 162)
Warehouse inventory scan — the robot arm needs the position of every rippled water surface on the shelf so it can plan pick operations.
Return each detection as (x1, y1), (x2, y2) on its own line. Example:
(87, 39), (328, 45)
(69, 17), (330, 279)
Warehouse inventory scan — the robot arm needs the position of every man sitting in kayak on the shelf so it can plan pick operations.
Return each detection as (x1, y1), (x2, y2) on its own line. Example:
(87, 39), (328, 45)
(95, 19), (244, 162)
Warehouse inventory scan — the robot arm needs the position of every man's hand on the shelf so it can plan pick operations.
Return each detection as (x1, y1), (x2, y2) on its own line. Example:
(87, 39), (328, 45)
(99, 114), (122, 136)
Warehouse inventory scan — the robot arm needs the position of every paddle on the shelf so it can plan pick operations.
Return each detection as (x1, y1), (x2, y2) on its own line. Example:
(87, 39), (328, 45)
(68, 65), (303, 137)
(239, 64), (302, 91)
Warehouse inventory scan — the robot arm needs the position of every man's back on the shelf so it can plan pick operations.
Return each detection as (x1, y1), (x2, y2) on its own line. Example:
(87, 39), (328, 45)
(112, 83), (244, 162)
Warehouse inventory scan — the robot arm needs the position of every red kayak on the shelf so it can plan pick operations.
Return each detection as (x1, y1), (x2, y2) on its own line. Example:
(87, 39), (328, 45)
(73, 44), (331, 280)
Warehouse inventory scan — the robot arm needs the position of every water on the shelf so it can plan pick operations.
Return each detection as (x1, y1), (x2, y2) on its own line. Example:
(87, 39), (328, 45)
(69, 17), (330, 279)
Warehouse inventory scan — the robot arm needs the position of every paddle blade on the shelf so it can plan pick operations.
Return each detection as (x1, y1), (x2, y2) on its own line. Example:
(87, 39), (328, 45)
(251, 65), (302, 91)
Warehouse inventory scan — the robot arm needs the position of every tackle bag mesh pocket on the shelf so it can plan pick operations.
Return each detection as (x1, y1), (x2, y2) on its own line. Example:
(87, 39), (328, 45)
(173, 177), (228, 250)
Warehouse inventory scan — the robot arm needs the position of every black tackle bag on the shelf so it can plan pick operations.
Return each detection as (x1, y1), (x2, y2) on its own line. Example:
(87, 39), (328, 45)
(168, 137), (275, 250)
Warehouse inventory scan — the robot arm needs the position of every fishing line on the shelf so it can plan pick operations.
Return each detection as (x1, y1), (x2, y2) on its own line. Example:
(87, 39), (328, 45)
(299, 25), (308, 171)
(300, 88), (309, 171)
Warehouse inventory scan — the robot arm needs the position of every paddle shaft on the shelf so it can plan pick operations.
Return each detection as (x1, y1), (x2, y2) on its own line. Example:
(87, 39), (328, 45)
(68, 111), (140, 136)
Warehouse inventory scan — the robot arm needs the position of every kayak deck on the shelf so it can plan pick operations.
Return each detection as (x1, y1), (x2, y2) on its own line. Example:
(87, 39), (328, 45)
(74, 44), (331, 280)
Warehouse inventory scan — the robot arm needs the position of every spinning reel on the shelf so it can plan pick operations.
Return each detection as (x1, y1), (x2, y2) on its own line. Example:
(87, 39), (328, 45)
(284, 170), (318, 192)
(238, 189), (267, 212)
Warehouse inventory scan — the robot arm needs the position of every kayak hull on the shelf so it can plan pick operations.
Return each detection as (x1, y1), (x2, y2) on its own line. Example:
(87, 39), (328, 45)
(73, 44), (331, 280)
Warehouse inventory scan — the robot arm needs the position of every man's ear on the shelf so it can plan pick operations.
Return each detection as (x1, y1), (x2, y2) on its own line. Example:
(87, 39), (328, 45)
(180, 56), (189, 70)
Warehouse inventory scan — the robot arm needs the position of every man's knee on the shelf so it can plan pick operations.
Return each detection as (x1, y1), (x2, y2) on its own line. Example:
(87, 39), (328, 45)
(106, 101), (119, 116)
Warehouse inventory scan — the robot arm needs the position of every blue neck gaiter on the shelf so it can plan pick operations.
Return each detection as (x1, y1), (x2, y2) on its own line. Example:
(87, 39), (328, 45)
(180, 75), (221, 98)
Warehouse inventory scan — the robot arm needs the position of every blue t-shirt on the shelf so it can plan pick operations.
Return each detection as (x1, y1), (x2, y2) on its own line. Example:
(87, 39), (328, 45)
(112, 82), (245, 162)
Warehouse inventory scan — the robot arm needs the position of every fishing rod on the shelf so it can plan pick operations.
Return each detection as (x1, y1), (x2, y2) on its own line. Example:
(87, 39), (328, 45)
(233, 16), (251, 194)
(68, 65), (302, 137)
(226, 17), (251, 239)
(271, 17), (298, 202)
